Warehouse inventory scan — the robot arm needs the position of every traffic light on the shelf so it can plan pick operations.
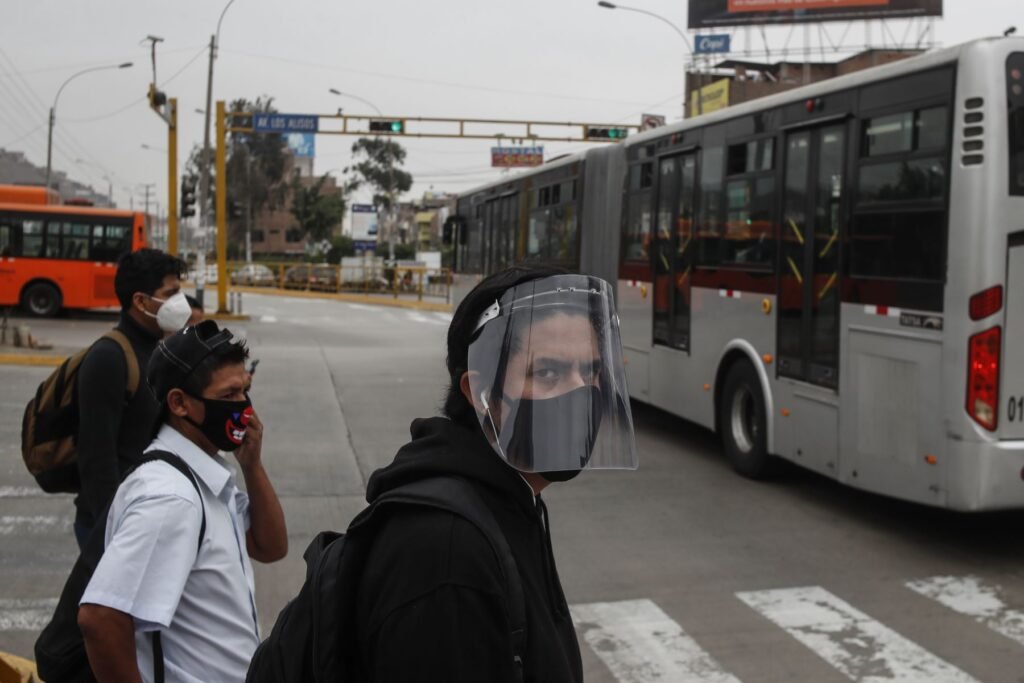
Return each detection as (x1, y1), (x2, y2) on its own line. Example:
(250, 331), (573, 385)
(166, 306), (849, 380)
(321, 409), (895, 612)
(180, 175), (197, 218)
(229, 200), (244, 219)
(369, 119), (404, 134)
(586, 127), (629, 140)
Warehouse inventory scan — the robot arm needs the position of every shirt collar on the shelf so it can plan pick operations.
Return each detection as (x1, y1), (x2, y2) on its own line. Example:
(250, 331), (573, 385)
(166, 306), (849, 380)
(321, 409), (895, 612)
(151, 424), (236, 497)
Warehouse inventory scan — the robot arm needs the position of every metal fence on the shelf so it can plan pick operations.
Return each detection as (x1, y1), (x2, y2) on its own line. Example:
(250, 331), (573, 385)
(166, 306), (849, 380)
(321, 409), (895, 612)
(226, 262), (452, 302)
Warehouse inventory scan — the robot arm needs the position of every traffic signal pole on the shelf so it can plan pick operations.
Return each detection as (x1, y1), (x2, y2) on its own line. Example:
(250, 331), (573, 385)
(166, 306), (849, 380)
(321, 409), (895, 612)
(215, 100), (229, 315)
(167, 97), (178, 254)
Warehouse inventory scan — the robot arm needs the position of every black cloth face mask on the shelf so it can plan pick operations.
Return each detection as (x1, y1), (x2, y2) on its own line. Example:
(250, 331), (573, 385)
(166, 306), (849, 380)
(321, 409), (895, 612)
(497, 385), (603, 481)
(185, 394), (253, 452)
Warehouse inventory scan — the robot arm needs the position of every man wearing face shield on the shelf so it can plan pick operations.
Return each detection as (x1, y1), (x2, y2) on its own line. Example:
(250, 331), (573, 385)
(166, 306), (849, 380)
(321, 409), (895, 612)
(352, 265), (637, 682)
(72, 248), (191, 549)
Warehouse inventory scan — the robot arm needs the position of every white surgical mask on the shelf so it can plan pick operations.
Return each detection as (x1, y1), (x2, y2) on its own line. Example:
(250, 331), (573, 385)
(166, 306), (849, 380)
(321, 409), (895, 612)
(145, 292), (192, 333)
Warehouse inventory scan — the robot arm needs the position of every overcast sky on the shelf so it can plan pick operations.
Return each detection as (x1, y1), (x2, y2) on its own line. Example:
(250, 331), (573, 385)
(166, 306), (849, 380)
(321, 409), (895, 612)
(1, 0), (1021, 212)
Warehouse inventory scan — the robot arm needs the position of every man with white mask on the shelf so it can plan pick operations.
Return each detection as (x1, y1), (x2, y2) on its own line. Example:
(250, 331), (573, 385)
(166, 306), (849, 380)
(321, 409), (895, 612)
(72, 248), (189, 549)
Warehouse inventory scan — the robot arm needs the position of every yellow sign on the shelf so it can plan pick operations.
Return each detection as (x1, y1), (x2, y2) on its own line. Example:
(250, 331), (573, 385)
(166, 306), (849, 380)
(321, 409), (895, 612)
(690, 79), (730, 117)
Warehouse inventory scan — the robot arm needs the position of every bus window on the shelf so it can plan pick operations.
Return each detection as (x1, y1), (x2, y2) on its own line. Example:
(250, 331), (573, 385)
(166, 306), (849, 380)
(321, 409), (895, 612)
(694, 144), (724, 268)
(0, 224), (11, 257)
(91, 224), (131, 262)
(1008, 53), (1024, 195)
(619, 162), (654, 281)
(21, 218), (44, 257)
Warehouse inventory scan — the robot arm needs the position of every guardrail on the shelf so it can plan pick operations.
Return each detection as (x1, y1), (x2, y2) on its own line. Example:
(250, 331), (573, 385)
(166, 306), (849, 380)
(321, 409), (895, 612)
(226, 262), (452, 303)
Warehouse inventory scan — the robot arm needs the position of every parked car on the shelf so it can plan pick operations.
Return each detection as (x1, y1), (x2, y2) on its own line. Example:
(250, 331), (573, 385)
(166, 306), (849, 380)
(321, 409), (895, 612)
(231, 263), (276, 287)
(283, 263), (339, 291)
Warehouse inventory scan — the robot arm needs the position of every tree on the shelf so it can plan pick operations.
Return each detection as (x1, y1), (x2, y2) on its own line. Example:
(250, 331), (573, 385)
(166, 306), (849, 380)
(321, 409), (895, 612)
(290, 173), (345, 243)
(347, 138), (413, 213)
(225, 97), (288, 246)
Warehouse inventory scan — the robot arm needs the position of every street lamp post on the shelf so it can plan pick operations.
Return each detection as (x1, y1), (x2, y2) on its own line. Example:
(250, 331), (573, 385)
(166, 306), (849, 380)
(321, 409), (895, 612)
(596, 1), (696, 118)
(46, 62), (133, 192)
(328, 88), (397, 261)
(195, 0), (238, 307)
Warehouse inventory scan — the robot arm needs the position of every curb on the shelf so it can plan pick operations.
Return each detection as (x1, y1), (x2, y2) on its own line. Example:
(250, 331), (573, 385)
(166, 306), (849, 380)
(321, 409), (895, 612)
(231, 287), (453, 313)
(0, 353), (65, 367)
(205, 312), (251, 322)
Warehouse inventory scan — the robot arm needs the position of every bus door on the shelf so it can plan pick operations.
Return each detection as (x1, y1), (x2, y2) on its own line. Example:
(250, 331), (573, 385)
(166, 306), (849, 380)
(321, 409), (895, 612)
(652, 152), (696, 352)
(778, 125), (845, 389)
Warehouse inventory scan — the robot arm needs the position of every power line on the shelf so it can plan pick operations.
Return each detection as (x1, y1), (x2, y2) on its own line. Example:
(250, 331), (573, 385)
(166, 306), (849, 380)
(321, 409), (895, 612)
(222, 48), (656, 108)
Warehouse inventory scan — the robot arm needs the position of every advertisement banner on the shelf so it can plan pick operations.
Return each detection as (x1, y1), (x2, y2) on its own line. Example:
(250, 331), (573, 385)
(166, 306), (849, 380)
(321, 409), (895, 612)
(641, 114), (667, 131)
(286, 133), (316, 158)
(491, 146), (544, 168)
(690, 79), (731, 117)
(688, 0), (942, 28)
(351, 204), (379, 242)
(694, 34), (732, 55)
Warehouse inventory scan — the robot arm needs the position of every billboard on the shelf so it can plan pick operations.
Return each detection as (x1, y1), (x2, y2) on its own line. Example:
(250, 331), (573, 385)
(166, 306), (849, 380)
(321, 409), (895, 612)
(690, 79), (731, 117)
(688, 0), (942, 28)
(286, 133), (316, 158)
(351, 204), (379, 242)
(491, 146), (544, 168)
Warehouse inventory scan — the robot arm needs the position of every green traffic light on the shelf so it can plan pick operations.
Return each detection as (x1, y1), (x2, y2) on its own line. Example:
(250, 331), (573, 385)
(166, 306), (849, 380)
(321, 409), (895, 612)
(391, 121), (402, 133)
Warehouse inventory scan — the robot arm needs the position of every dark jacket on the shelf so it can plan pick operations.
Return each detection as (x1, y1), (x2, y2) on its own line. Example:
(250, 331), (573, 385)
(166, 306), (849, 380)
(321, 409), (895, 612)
(356, 417), (584, 683)
(74, 312), (161, 531)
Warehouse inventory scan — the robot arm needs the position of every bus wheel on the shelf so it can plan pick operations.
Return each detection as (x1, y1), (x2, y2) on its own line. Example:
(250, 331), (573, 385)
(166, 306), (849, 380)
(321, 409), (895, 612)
(21, 282), (62, 317)
(720, 361), (772, 479)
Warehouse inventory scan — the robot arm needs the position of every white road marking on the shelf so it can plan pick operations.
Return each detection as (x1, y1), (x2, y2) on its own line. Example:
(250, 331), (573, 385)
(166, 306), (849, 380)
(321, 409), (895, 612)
(571, 599), (741, 683)
(406, 312), (446, 326)
(0, 515), (69, 535)
(737, 586), (980, 682)
(347, 303), (379, 312)
(433, 312), (453, 323)
(259, 315), (278, 323)
(0, 599), (58, 631)
(0, 487), (42, 498)
(906, 575), (1024, 647)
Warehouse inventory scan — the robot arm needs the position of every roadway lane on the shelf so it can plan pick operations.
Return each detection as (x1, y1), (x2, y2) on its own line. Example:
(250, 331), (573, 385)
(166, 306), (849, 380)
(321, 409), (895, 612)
(1, 293), (1023, 682)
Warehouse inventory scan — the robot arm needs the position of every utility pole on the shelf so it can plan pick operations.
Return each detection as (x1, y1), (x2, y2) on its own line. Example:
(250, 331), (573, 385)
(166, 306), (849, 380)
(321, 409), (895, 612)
(197, 33), (216, 307)
(140, 183), (155, 241)
(145, 35), (179, 255)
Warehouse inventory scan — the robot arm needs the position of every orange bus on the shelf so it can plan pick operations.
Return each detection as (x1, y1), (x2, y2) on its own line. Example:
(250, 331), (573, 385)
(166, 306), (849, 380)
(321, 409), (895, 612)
(0, 186), (147, 316)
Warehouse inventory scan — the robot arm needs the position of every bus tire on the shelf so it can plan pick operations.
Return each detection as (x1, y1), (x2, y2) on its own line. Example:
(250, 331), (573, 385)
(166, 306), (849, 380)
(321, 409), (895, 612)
(20, 281), (62, 317)
(720, 361), (773, 479)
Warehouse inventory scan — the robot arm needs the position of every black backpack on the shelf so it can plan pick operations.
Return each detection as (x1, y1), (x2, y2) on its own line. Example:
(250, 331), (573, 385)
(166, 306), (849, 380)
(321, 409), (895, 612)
(35, 450), (207, 683)
(247, 476), (527, 683)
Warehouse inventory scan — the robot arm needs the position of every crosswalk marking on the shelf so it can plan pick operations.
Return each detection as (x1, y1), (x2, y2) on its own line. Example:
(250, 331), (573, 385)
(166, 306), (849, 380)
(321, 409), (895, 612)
(0, 487), (45, 499)
(737, 586), (981, 682)
(906, 575), (1024, 648)
(0, 599), (58, 631)
(0, 515), (69, 535)
(571, 599), (741, 683)
(405, 311), (446, 326)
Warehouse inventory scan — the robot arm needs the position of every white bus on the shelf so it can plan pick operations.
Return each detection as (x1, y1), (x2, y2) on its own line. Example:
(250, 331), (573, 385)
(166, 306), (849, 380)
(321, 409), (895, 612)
(449, 37), (1024, 511)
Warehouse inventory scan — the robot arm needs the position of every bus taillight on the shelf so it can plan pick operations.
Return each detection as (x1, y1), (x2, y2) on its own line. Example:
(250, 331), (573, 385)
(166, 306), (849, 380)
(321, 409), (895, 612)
(966, 326), (1001, 431)
(969, 285), (1003, 320)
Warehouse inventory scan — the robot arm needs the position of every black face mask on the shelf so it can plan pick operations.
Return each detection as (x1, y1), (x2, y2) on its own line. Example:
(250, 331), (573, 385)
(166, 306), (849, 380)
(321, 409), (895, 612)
(498, 385), (603, 480)
(185, 394), (253, 452)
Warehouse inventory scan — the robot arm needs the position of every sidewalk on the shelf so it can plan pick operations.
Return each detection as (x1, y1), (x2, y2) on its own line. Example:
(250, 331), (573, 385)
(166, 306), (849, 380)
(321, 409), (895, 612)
(229, 285), (452, 313)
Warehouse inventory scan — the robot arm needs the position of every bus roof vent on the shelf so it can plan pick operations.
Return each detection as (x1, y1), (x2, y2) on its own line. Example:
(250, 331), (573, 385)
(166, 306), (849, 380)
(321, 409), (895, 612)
(962, 98), (985, 166)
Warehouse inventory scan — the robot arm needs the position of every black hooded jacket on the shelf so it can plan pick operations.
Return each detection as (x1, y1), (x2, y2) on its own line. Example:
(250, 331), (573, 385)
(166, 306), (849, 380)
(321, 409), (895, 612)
(356, 417), (584, 683)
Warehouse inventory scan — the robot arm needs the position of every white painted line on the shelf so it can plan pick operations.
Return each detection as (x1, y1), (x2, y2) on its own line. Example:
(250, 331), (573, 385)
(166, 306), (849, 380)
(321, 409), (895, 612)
(406, 312), (446, 326)
(737, 586), (980, 682)
(571, 599), (741, 683)
(0, 599), (58, 631)
(0, 515), (69, 535)
(0, 487), (44, 498)
(433, 312), (453, 323)
(906, 575), (1024, 647)
(348, 303), (379, 312)
(259, 315), (278, 323)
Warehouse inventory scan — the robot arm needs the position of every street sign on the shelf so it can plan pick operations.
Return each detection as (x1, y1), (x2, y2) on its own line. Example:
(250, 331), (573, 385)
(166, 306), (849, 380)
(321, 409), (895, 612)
(695, 34), (732, 55)
(351, 204), (379, 241)
(252, 113), (319, 133)
(641, 114), (667, 131)
(491, 146), (544, 168)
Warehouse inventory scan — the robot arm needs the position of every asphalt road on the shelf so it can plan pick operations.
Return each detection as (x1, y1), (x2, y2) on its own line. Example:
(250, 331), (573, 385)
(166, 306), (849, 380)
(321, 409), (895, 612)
(2, 293), (1023, 682)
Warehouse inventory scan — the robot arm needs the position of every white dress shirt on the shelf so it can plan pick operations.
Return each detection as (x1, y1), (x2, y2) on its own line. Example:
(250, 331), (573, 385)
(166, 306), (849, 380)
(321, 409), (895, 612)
(81, 424), (260, 683)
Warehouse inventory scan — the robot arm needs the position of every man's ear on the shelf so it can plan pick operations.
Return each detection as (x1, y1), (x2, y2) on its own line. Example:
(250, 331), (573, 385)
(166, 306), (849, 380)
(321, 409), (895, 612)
(166, 388), (191, 418)
(132, 291), (150, 314)
(459, 370), (486, 416)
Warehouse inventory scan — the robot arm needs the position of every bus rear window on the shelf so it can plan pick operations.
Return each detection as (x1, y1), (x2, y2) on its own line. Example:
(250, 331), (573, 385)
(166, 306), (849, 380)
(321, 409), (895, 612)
(1009, 53), (1024, 195)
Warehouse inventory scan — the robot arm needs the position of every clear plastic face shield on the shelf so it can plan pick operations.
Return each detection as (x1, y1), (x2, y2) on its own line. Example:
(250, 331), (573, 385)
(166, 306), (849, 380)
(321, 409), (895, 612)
(466, 274), (638, 475)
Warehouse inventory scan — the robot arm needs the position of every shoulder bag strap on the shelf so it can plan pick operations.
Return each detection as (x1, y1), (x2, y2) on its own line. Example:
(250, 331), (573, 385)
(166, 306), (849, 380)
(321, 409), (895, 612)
(102, 330), (140, 398)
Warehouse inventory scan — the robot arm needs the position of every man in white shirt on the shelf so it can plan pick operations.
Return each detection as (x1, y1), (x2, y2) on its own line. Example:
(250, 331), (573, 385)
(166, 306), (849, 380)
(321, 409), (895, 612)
(78, 321), (288, 683)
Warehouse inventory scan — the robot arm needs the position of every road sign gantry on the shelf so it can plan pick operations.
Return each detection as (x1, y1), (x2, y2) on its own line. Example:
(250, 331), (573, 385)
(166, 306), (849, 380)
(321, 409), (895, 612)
(228, 112), (640, 144)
